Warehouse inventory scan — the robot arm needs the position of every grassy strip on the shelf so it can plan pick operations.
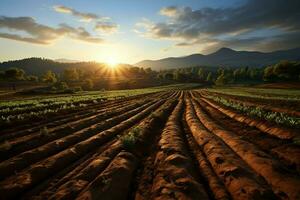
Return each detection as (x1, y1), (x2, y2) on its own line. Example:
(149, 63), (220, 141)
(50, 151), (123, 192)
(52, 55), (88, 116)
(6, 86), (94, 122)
(205, 87), (300, 101)
(204, 95), (300, 128)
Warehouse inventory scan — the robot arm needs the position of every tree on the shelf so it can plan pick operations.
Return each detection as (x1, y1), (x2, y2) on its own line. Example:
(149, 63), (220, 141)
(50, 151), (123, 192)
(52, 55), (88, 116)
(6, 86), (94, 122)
(273, 61), (300, 81)
(0, 71), (4, 80)
(54, 81), (69, 90)
(217, 68), (224, 76)
(173, 70), (186, 81)
(83, 79), (94, 90)
(4, 68), (25, 81)
(215, 74), (226, 85)
(139, 68), (146, 75)
(215, 70), (233, 85)
(191, 67), (198, 75)
(206, 72), (213, 82)
(27, 75), (38, 82)
(145, 68), (152, 74)
(42, 70), (57, 83)
(233, 68), (241, 81)
(63, 68), (79, 82)
(164, 73), (173, 80)
(249, 68), (262, 80)
(198, 68), (205, 81)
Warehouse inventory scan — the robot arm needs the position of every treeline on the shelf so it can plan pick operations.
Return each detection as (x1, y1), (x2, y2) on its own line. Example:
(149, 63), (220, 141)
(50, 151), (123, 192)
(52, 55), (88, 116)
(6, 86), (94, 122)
(0, 65), (157, 91)
(0, 59), (299, 91)
(156, 60), (300, 85)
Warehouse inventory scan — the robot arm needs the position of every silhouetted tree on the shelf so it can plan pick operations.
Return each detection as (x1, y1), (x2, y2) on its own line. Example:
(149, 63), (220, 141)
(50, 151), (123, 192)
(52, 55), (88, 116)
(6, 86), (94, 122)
(4, 68), (25, 81)
(63, 68), (79, 82)
(42, 70), (57, 83)
(83, 79), (94, 90)
(206, 72), (213, 83)
(198, 68), (206, 81)
(26, 75), (38, 82)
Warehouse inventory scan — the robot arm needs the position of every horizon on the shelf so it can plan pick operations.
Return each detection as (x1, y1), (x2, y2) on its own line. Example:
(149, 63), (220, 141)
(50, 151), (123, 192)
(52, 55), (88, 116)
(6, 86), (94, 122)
(1, 46), (299, 65)
(1, 0), (300, 64)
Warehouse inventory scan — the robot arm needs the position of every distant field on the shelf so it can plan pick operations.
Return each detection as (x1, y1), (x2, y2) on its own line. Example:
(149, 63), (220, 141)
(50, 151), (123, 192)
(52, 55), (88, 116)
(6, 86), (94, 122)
(206, 86), (300, 100)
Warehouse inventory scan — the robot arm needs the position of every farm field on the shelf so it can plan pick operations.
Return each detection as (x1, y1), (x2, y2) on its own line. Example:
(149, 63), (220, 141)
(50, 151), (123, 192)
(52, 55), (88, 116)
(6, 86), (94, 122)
(0, 84), (199, 128)
(0, 87), (299, 200)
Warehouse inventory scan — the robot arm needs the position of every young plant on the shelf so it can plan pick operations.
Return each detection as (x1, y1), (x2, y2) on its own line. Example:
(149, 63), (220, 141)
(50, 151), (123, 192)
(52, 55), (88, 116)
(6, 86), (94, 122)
(0, 140), (12, 151)
(40, 126), (49, 137)
(119, 126), (141, 150)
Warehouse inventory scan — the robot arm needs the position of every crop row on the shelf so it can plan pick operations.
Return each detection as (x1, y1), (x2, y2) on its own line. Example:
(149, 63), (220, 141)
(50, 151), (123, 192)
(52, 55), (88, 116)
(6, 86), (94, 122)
(202, 94), (300, 128)
(0, 95), (161, 161)
(33, 94), (178, 199)
(190, 93), (300, 199)
(1, 90), (299, 200)
(0, 93), (177, 199)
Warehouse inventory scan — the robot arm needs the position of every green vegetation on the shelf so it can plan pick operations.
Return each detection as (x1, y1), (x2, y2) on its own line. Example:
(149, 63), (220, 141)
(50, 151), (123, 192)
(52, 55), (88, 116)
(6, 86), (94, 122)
(0, 84), (199, 126)
(205, 95), (300, 128)
(157, 60), (300, 86)
(263, 61), (300, 82)
(119, 126), (142, 150)
(205, 87), (300, 101)
(0, 140), (12, 151)
(0, 58), (161, 91)
(40, 127), (49, 137)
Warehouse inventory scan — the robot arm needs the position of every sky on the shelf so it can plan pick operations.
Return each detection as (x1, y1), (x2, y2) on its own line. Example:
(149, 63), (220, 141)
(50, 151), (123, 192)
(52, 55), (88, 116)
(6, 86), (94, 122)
(0, 0), (299, 64)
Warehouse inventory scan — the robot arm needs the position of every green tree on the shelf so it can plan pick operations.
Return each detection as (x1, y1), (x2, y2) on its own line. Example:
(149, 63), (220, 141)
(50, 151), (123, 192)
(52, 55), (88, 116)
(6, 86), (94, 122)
(42, 70), (57, 83)
(83, 79), (94, 90)
(198, 68), (206, 81)
(145, 68), (152, 74)
(164, 73), (173, 80)
(173, 70), (186, 81)
(4, 68), (25, 81)
(273, 61), (300, 80)
(27, 75), (38, 82)
(233, 68), (241, 81)
(215, 74), (226, 85)
(206, 72), (213, 82)
(54, 81), (69, 90)
(63, 68), (79, 82)
(263, 66), (276, 81)
(0, 71), (4, 80)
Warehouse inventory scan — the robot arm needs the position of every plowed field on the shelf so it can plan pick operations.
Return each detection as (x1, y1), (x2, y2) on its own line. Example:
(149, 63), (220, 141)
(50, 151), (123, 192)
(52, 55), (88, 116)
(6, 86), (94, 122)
(0, 90), (299, 200)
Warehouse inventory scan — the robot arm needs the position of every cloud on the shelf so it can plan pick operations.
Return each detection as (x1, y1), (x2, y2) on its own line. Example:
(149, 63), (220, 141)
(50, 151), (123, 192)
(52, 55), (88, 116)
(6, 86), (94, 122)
(159, 6), (180, 17)
(0, 16), (103, 44)
(53, 5), (119, 34)
(136, 0), (300, 52)
(175, 31), (300, 53)
(94, 22), (118, 34)
(53, 5), (108, 22)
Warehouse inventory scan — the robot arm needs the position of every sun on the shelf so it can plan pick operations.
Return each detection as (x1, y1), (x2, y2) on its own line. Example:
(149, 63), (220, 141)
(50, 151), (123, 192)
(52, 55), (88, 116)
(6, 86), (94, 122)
(106, 56), (118, 68)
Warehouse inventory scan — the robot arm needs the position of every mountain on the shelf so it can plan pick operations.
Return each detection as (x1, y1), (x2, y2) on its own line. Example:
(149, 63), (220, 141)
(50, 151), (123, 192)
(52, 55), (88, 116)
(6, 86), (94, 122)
(136, 47), (300, 70)
(54, 58), (81, 63)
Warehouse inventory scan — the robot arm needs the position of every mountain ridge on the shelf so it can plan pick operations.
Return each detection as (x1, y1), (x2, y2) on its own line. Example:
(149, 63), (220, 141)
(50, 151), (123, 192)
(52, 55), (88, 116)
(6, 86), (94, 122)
(135, 47), (300, 70)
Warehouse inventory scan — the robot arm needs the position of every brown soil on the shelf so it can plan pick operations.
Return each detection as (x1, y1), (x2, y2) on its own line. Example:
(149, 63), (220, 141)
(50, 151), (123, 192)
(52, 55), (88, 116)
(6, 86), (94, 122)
(0, 90), (299, 200)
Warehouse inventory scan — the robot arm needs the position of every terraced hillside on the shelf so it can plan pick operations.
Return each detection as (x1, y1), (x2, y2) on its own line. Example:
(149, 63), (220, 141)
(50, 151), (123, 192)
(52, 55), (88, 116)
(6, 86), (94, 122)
(0, 89), (299, 200)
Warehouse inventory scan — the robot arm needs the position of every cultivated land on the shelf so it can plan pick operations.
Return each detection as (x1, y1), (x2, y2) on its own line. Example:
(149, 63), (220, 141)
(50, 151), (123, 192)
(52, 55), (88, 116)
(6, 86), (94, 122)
(0, 86), (299, 200)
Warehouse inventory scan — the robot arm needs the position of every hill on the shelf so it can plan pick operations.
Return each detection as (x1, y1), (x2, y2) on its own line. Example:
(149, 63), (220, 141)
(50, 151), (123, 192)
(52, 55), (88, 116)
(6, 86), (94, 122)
(54, 58), (81, 63)
(0, 58), (107, 75)
(136, 47), (300, 70)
